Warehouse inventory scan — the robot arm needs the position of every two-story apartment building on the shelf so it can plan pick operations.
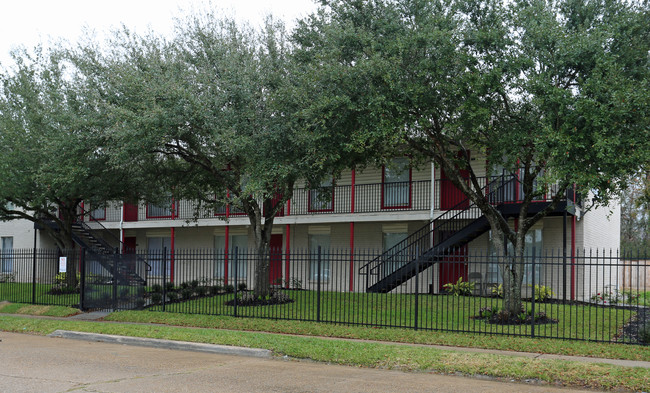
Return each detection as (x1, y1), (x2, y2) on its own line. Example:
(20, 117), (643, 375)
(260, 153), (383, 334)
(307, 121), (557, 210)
(0, 158), (620, 298)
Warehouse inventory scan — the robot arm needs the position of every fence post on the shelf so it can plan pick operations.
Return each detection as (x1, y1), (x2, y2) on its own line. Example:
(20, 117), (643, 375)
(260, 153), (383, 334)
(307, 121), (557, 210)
(79, 248), (86, 311)
(31, 247), (37, 305)
(317, 246), (322, 323)
(162, 247), (167, 312)
(414, 254), (419, 330)
(112, 253), (118, 311)
(531, 247), (536, 339)
(233, 247), (238, 318)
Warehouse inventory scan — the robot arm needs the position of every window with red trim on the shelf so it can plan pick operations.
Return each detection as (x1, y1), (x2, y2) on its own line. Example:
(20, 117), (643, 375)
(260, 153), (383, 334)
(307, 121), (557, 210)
(146, 196), (174, 219)
(308, 179), (334, 212)
(382, 157), (411, 208)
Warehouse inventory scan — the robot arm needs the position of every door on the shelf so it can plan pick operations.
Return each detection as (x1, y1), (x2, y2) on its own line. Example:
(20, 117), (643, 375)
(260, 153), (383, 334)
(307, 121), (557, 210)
(269, 234), (283, 284)
(123, 202), (138, 222)
(440, 151), (470, 210)
(439, 245), (468, 291)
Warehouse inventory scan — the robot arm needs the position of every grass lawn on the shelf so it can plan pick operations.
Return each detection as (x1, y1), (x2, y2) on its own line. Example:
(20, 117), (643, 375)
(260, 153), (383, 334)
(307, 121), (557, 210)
(0, 283), (79, 307)
(147, 290), (635, 343)
(0, 302), (79, 317)
(0, 314), (648, 392)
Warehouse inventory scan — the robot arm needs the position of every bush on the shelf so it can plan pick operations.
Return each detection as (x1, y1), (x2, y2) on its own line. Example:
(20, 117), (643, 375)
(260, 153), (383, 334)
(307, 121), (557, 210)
(151, 292), (162, 305)
(165, 282), (175, 292)
(442, 277), (475, 296)
(167, 291), (179, 302)
(180, 282), (190, 290)
(196, 286), (208, 297)
(491, 284), (503, 298)
(533, 285), (554, 302)
(224, 284), (235, 293)
(190, 280), (199, 289)
(209, 285), (222, 295)
(54, 272), (80, 285)
(181, 287), (194, 299)
(640, 324), (650, 345)
(238, 282), (247, 291)
(150, 284), (162, 293)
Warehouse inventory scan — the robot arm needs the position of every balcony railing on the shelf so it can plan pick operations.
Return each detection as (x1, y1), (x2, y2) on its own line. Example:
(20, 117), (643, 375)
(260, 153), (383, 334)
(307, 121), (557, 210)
(88, 177), (572, 223)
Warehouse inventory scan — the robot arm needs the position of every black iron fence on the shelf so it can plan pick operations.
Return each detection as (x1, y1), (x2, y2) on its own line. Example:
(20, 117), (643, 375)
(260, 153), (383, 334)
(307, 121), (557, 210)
(1, 247), (647, 345)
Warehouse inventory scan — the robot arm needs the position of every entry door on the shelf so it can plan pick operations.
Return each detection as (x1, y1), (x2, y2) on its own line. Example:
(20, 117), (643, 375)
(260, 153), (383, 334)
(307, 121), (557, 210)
(123, 237), (137, 253)
(269, 234), (283, 284)
(440, 151), (470, 210)
(123, 202), (138, 222)
(439, 245), (468, 291)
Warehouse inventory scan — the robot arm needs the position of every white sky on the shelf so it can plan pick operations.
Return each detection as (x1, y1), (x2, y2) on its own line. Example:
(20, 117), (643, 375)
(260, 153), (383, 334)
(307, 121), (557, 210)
(0, 0), (319, 66)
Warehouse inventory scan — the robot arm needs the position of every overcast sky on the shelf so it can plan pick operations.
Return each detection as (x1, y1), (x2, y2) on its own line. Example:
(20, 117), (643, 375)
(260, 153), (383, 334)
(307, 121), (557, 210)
(0, 0), (319, 66)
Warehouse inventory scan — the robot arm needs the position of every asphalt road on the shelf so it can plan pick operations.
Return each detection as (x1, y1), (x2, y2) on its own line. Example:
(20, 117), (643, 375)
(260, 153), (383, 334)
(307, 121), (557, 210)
(0, 332), (597, 393)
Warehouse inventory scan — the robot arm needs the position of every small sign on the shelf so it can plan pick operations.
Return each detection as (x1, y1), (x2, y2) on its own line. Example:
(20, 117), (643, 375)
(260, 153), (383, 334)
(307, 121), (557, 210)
(59, 257), (67, 273)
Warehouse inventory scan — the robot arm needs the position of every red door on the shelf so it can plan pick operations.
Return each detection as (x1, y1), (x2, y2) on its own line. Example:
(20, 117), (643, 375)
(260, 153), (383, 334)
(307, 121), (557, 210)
(439, 245), (468, 291)
(123, 202), (138, 222)
(440, 151), (470, 210)
(123, 237), (137, 253)
(269, 234), (283, 284)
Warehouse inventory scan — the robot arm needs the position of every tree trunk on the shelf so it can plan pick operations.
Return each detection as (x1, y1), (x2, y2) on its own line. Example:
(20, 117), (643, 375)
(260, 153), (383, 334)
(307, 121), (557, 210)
(249, 205), (274, 298)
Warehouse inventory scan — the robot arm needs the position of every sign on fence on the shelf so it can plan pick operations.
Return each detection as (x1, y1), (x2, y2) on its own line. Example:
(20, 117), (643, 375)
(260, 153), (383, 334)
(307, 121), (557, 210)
(58, 257), (67, 273)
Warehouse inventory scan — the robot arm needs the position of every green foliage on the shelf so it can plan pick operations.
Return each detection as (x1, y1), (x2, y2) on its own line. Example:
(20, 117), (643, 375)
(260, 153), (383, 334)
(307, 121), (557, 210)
(150, 284), (162, 294)
(54, 272), (80, 286)
(442, 277), (475, 296)
(167, 292), (179, 302)
(533, 285), (554, 302)
(639, 324), (650, 345)
(491, 284), (503, 298)
(150, 293), (162, 305)
(0, 273), (16, 283)
(237, 283), (247, 292)
(224, 284), (235, 294)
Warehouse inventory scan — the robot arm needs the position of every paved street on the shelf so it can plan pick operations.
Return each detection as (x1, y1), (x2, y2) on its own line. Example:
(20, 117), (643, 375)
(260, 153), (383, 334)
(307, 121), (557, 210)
(0, 332), (596, 393)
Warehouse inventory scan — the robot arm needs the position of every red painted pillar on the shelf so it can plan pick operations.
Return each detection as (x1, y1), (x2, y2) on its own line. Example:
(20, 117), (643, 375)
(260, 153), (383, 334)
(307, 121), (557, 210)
(285, 224), (291, 289)
(349, 169), (356, 292)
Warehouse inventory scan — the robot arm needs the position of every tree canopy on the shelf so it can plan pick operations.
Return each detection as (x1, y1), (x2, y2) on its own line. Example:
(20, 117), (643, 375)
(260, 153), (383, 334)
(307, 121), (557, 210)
(293, 0), (650, 312)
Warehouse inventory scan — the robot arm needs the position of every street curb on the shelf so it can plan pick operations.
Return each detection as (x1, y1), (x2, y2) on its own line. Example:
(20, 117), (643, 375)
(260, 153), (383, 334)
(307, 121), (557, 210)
(47, 330), (272, 358)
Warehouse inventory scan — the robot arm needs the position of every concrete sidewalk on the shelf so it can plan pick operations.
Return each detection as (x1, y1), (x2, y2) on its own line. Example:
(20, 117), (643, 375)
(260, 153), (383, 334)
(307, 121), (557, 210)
(2, 311), (649, 369)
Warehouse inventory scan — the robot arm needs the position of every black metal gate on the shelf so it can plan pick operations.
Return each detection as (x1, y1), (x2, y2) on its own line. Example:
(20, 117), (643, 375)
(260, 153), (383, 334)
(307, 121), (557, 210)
(80, 249), (148, 311)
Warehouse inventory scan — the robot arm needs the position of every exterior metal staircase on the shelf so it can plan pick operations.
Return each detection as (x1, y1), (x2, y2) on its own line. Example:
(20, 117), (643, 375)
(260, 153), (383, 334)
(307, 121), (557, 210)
(359, 176), (571, 293)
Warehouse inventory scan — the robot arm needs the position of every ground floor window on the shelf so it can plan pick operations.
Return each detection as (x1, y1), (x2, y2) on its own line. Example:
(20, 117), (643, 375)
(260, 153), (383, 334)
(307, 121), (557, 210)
(487, 228), (543, 285)
(148, 237), (171, 277)
(309, 234), (330, 281)
(1, 237), (13, 273)
(214, 235), (248, 278)
(381, 231), (409, 278)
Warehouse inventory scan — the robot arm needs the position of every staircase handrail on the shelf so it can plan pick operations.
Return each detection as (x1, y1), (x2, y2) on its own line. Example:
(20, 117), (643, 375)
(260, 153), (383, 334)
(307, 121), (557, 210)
(360, 175), (516, 277)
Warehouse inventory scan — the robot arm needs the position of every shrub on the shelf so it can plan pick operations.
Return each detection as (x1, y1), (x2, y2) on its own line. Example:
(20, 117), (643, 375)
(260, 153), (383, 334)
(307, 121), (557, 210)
(151, 292), (162, 305)
(180, 282), (190, 290)
(54, 272), (80, 285)
(288, 277), (303, 290)
(238, 282), (247, 292)
(479, 307), (496, 319)
(224, 284), (235, 293)
(190, 280), (199, 289)
(0, 273), (16, 283)
(442, 277), (475, 296)
(167, 291), (179, 302)
(533, 285), (554, 302)
(209, 285), (222, 295)
(640, 324), (650, 345)
(491, 284), (503, 298)
(181, 288), (194, 299)
(165, 282), (175, 292)
(150, 284), (162, 293)
(196, 286), (208, 297)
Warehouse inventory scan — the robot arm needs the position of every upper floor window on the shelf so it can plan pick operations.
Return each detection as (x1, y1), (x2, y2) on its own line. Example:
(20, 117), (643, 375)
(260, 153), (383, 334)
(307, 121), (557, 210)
(1, 237), (13, 273)
(382, 157), (411, 208)
(309, 179), (334, 212)
(89, 205), (106, 221)
(147, 196), (173, 219)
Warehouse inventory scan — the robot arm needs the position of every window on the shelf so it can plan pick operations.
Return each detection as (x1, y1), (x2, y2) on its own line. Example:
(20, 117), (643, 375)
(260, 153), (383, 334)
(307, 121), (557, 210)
(214, 235), (248, 278)
(309, 234), (330, 281)
(1, 237), (13, 273)
(381, 231), (409, 278)
(89, 205), (106, 221)
(148, 237), (171, 277)
(382, 157), (411, 208)
(487, 228), (543, 285)
(308, 179), (334, 212)
(147, 196), (173, 218)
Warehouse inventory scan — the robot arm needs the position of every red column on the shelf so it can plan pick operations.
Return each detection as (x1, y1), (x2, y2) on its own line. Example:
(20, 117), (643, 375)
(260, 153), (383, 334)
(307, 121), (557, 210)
(170, 227), (175, 284)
